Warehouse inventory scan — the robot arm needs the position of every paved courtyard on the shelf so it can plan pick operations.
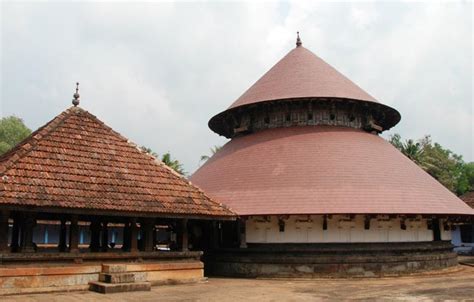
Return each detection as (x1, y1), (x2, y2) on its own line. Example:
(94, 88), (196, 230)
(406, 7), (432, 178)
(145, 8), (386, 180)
(3, 265), (474, 301)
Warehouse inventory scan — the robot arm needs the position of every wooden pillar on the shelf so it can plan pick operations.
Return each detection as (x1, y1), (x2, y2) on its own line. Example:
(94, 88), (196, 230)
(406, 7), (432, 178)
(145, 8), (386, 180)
(239, 220), (247, 248)
(0, 210), (10, 253)
(19, 213), (36, 253)
(153, 225), (157, 248)
(122, 222), (130, 251)
(181, 219), (189, 252)
(58, 218), (67, 252)
(142, 220), (154, 252)
(10, 215), (20, 252)
(101, 221), (109, 252)
(210, 221), (218, 250)
(69, 215), (79, 253)
(129, 218), (138, 253)
(432, 218), (441, 241)
(89, 220), (101, 252)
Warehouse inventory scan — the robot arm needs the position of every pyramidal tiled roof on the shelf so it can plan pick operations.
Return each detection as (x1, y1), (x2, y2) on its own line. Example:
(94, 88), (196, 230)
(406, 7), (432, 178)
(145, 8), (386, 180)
(0, 107), (235, 218)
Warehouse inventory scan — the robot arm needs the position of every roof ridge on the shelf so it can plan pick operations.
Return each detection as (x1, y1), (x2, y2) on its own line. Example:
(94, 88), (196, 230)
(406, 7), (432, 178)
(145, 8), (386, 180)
(0, 107), (77, 176)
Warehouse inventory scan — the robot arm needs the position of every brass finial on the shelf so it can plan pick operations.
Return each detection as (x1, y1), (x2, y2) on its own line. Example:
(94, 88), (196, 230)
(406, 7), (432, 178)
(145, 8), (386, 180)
(296, 31), (302, 48)
(72, 82), (80, 106)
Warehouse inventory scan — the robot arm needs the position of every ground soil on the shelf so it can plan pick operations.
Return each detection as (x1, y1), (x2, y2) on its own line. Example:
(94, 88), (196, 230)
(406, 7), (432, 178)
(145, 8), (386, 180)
(3, 265), (474, 301)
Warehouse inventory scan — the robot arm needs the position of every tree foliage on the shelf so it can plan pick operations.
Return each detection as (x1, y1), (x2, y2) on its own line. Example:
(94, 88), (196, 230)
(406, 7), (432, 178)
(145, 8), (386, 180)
(0, 116), (32, 155)
(389, 134), (473, 195)
(140, 146), (186, 175)
(200, 145), (222, 163)
(160, 152), (186, 175)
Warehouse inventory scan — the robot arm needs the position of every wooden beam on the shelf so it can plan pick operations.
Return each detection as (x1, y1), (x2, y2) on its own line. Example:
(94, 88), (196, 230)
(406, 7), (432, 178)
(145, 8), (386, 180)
(0, 205), (236, 221)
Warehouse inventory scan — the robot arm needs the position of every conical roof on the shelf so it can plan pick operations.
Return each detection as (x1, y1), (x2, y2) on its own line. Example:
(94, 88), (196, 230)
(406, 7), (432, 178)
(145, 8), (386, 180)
(0, 107), (234, 218)
(229, 45), (378, 109)
(191, 126), (474, 216)
(192, 39), (473, 217)
(209, 41), (400, 136)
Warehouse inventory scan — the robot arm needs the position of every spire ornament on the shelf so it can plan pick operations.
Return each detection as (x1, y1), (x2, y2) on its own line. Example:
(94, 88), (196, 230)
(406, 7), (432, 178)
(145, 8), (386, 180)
(296, 31), (302, 48)
(72, 82), (80, 107)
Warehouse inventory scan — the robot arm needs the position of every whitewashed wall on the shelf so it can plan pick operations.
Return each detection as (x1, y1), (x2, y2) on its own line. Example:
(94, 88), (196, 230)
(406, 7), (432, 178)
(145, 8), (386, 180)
(246, 215), (449, 243)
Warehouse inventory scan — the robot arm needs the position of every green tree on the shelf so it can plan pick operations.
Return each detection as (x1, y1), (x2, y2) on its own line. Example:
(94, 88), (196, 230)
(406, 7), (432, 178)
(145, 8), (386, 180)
(389, 134), (424, 164)
(161, 152), (186, 175)
(200, 145), (222, 163)
(140, 146), (186, 175)
(0, 116), (31, 155)
(139, 146), (158, 158)
(389, 134), (473, 195)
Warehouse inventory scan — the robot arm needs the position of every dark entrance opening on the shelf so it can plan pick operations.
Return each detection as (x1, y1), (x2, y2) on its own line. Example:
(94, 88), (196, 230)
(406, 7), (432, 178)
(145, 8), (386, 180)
(432, 219), (441, 241)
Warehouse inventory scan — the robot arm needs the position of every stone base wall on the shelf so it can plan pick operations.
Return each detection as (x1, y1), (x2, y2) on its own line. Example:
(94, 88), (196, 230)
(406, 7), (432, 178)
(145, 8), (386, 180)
(0, 252), (204, 295)
(206, 241), (458, 278)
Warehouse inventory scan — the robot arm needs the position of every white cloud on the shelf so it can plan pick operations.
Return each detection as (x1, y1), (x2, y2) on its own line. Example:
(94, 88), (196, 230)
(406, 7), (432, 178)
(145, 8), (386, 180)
(1, 1), (472, 174)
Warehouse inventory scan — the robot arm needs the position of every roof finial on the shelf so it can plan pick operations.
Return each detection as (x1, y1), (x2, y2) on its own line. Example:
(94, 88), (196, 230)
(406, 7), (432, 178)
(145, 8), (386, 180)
(296, 31), (302, 48)
(72, 82), (80, 107)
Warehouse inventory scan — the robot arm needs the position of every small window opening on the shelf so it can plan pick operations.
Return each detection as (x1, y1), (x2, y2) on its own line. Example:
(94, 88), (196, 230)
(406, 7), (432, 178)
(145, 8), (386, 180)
(278, 220), (285, 232)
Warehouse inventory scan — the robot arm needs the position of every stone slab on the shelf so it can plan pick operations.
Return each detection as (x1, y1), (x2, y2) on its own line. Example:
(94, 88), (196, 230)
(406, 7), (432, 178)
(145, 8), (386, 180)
(99, 273), (136, 284)
(102, 264), (128, 274)
(89, 281), (151, 294)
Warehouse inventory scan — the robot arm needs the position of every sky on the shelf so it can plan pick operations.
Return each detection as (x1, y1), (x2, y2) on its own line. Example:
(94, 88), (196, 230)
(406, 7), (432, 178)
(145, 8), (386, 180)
(1, 1), (472, 174)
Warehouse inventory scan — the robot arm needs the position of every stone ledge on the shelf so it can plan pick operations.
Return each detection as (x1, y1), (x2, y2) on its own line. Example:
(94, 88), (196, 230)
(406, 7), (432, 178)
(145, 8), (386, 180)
(0, 264), (101, 277)
(206, 241), (459, 278)
(0, 284), (89, 296)
(0, 259), (205, 295)
(0, 251), (203, 264)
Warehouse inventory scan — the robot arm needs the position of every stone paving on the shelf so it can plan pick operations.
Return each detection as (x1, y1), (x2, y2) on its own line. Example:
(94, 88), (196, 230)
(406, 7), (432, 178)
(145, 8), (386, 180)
(3, 265), (474, 301)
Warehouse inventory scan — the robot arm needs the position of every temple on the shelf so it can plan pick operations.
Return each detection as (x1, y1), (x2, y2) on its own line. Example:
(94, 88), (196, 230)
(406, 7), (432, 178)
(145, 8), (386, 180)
(0, 85), (235, 294)
(190, 33), (474, 277)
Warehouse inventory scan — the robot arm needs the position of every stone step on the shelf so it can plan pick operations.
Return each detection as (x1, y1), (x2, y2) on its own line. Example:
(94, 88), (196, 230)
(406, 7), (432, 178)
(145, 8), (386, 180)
(89, 281), (151, 294)
(99, 272), (136, 284)
(102, 264), (128, 274)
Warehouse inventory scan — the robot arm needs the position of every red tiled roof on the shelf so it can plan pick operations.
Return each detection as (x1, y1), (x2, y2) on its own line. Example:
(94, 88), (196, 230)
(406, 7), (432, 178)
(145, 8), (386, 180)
(190, 126), (474, 216)
(0, 107), (234, 218)
(229, 46), (378, 110)
(460, 191), (474, 209)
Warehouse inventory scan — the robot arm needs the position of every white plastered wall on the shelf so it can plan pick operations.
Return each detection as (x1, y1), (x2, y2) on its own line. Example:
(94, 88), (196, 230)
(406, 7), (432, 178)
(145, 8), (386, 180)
(246, 215), (449, 243)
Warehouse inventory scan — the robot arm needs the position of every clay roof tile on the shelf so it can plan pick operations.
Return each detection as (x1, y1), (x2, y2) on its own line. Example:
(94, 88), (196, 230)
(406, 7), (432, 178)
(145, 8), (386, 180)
(0, 107), (235, 218)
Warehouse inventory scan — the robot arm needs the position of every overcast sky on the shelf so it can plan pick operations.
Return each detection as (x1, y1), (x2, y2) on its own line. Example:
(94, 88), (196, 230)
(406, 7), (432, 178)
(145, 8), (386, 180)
(1, 1), (472, 174)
